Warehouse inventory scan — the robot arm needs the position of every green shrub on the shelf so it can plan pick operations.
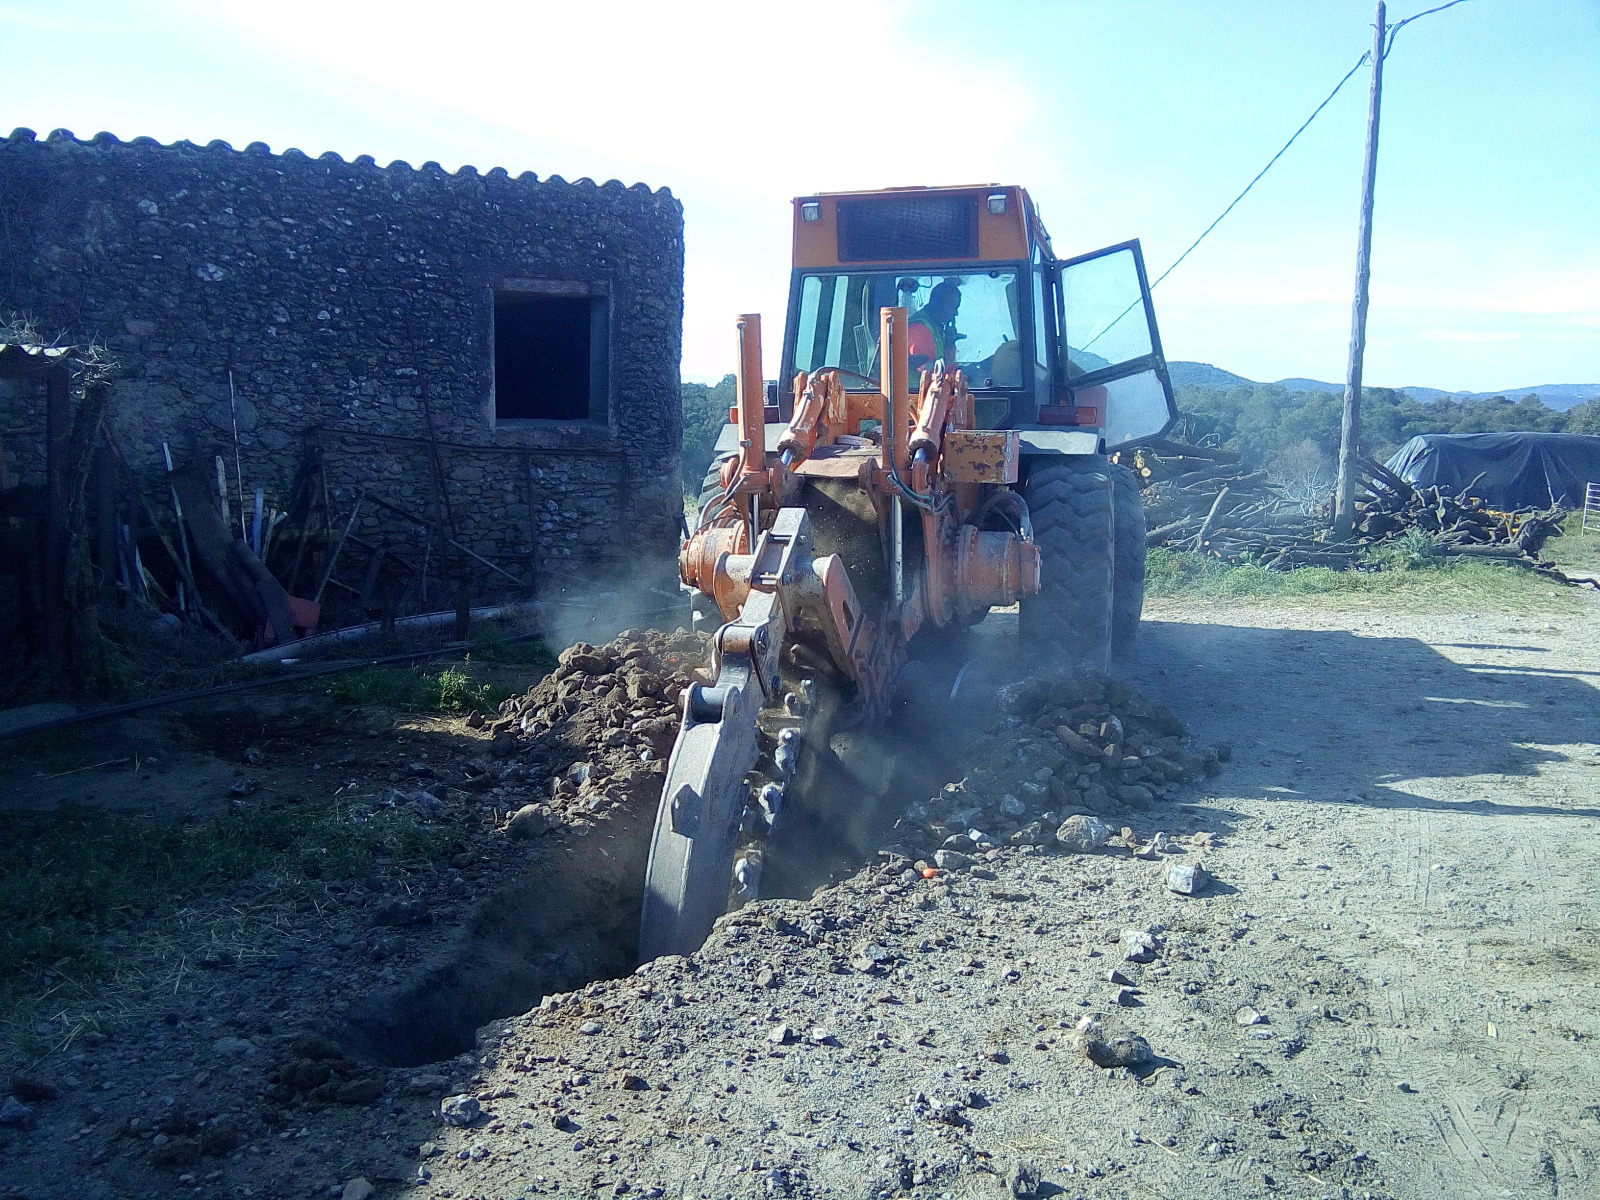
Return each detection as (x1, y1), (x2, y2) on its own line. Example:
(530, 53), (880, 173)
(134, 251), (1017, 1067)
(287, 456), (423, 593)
(328, 662), (517, 714)
(1362, 529), (1438, 570)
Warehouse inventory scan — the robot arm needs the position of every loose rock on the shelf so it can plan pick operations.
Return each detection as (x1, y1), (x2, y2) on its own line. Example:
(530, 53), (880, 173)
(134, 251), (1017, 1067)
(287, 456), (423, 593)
(1167, 861), (1210, 896)
(508, 803), (555, 839)
(1009, 821), (1053, 847)
(1072, 1016), (1154, 1068)
(210, 1036), (256, 1060)
(1056, 815), (1112, 854)
(1120, 928), (1160, 963)
(1007, 1159), (1043, 1198)
(440, 1094), (481, 1127)
(933, 848), (972, 871)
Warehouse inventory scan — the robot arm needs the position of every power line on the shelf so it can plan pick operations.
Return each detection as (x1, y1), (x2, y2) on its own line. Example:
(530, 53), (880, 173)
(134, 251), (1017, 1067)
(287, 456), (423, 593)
(1147, 0), (1474, 292)
(1148, 52), (1370, 292)
(1386, 0), (1474, 54)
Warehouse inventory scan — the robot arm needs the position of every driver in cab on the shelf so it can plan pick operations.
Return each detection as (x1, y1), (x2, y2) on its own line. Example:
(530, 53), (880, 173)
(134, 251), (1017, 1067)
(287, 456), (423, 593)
(907, 280), (962, 373)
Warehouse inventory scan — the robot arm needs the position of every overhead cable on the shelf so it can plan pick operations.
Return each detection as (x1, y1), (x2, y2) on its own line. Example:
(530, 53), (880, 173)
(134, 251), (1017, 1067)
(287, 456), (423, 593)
(1385, 0), (1474, 56)
(1148, 52), (1371, 292)
(1149, 0), (1473, 292)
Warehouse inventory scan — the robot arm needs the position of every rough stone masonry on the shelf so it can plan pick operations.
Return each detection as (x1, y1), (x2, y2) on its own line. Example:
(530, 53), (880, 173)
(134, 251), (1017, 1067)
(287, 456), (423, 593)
(0, 127), (685, 605)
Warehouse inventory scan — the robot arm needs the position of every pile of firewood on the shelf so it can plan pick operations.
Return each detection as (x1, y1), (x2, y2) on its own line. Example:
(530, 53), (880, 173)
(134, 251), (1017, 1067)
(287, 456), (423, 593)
(1120, 438), (1583, 582)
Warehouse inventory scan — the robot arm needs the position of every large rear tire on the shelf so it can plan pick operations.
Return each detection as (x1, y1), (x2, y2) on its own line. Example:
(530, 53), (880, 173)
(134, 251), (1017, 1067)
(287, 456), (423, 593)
(689, 455), (738, 632)
(1111, 463), (1146, 658)
(696, 454), (736, 519)
(1020, 458), (1114, 670)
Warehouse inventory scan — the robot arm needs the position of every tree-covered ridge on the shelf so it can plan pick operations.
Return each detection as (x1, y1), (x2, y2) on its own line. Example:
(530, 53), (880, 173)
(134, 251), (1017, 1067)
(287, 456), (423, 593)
(1175, 382), (1600, 490)
(681, 376), (1600, 498)
(680, 374), (737, 492)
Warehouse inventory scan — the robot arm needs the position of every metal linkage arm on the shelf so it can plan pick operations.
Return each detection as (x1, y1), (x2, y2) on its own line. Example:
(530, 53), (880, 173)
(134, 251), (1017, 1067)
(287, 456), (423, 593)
(777, 370), (842, 467)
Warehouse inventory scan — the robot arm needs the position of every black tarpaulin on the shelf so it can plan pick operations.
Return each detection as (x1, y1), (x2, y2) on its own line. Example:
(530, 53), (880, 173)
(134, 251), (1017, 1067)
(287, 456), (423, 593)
(1384, 433), (1600, 509)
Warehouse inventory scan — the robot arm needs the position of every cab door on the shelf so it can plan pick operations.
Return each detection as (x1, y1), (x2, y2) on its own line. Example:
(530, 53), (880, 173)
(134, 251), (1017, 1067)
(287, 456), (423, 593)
(1052, 239), (1176, 450)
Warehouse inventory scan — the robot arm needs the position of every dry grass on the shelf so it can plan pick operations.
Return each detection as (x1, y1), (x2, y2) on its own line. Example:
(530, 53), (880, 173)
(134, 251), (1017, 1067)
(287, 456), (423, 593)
(1544, 512), (1600, 578)
(0, 796), (464, 1075)
(1145, 548), (1587, 612)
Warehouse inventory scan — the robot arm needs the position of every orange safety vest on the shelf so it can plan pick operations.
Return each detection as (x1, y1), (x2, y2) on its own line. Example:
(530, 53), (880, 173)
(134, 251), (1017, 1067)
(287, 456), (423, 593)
(908, 310), (953, 363)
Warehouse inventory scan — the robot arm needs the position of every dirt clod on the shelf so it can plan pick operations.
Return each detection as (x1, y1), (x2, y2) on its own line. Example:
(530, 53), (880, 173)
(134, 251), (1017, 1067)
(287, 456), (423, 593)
(1073, 1016), (1154, 1068)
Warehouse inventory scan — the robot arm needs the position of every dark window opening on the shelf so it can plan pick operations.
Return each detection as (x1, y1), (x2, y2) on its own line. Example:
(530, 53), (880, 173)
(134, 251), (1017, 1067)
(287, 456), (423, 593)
(494, 293), (602, 421)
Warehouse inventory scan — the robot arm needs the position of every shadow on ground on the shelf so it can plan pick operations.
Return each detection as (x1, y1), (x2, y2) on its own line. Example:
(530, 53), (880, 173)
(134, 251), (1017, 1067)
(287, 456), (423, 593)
(1129, 618), (1600, 820)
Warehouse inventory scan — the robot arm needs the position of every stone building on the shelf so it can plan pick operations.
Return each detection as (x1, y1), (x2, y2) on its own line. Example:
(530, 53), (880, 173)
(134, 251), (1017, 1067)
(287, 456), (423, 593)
(0, 127), (683, 627)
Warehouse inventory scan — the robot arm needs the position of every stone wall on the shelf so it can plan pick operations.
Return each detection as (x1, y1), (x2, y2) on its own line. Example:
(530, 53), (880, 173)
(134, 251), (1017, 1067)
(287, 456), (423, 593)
(0, 376), (46, 490)
(0, 127), (683, 611)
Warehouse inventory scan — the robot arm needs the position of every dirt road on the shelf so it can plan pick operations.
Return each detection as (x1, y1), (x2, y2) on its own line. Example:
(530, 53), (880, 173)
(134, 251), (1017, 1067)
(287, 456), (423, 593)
(3, 593), (1597, 1200)
(412, 598), (1600, 1200)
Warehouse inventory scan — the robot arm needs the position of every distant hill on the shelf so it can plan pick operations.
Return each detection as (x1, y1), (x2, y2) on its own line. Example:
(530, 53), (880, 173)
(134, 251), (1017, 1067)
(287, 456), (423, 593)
(1167, 362), (1254, 389)
(1168, 362), (1600, 412)
(1391, 383), (1600, 410)
(1273, 376), (1344, 394)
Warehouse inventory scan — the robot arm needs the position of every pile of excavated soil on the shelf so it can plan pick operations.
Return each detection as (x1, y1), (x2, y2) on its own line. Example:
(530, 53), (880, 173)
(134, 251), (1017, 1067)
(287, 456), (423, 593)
(477, 629), (710, 833)
(381, 669), (1251, 1200)
(890, 673), (1224, 863)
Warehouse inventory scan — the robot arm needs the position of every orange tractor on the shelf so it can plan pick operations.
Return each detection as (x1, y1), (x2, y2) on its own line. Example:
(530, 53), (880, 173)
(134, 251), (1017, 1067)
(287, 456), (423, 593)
(641, 186), (1176, 959)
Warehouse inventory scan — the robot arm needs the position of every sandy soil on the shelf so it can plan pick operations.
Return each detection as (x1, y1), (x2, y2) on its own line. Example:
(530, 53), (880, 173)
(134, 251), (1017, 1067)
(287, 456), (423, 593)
(3, 590), (1598, 1200)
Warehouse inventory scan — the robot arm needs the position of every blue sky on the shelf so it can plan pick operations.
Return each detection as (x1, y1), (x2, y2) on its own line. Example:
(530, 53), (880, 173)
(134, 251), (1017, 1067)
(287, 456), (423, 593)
(2, 0), (1596, 391)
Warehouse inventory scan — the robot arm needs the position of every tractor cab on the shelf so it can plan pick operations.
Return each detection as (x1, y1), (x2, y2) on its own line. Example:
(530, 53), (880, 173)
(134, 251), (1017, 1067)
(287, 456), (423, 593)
(778, 185), (1176, 455)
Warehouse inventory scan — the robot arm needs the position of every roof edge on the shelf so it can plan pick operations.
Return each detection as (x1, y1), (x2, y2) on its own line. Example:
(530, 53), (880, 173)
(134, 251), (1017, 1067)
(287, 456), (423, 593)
(3, 127), (677, 202)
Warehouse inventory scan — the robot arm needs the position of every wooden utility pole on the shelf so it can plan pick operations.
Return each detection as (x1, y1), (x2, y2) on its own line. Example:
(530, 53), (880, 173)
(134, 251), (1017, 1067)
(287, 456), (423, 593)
(1334, 0), (1386, 536)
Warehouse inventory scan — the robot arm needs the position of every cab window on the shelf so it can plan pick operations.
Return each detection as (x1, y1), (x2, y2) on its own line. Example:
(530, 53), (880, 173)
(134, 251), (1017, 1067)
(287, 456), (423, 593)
(792, 270), (1023, 389)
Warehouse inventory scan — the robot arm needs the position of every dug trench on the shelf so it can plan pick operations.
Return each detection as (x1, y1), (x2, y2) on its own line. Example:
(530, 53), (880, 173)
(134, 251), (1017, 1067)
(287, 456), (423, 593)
(333, 805), (655, 1069)
(331, 638), (976, 1071)
(326, 625), (1208, 1077)
(0, 621), (1221, 1200)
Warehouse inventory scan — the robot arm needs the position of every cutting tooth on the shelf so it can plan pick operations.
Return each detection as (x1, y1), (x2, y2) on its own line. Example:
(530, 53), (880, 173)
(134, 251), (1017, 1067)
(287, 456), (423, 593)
(785, 678), (815, 717)
(733, 849), (763, 900)
(773, 727), (801, 777)
(758, 782), (784, 826)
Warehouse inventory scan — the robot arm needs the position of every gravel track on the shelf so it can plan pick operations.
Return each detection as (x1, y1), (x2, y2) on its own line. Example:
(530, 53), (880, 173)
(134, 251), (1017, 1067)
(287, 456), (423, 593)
(424, 598), (1600, 1200)
(2, 593), (1597, 1200)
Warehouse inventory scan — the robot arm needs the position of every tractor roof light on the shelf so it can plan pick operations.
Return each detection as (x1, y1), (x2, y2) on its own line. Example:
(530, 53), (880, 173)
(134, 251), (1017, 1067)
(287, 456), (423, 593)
(986, 192), (1007, 215)
(800, 201), (821, 222)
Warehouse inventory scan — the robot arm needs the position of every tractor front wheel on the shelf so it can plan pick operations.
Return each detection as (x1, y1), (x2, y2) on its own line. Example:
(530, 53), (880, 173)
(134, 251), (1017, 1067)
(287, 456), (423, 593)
(1111, 463), (1146, 658)
(1020, 459), (1115, 670)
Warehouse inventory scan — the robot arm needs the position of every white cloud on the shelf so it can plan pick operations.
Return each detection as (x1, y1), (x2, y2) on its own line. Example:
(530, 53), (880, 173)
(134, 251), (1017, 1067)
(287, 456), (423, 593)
(187, 0), (1028, 195)
(175, 0), (1035, 376)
